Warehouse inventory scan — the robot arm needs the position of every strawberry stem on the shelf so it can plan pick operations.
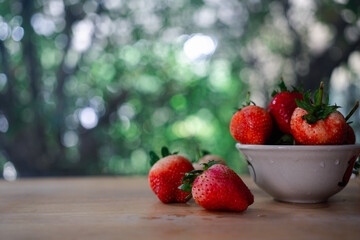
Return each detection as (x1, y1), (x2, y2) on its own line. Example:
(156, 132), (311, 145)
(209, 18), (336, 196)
(345, 101), (359, 122)
(246, 91), (251, 106)
(316, 81), (324, 106)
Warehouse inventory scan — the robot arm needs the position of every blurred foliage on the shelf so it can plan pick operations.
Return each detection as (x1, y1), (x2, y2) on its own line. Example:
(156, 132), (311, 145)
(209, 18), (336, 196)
(0, 0), (359, 177)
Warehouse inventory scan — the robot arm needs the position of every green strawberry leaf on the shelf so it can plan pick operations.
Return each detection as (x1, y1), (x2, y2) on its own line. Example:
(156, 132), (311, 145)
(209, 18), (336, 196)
(272, 78), (287, 96)
(178, 161), (221, 194)
(178, 182), (193, 192)
(150, 146), (179, 166)
(313, 89), (320, 106)
(203, 160), (220, 171)
(292, 82), (304, 93)
(296, 82), (341, 124)
(149, 151), (160, 166)
(271, 78), (304, 97)
(178, 182), (193, 199)
(161, 146), (170, 158)
(301, 113), (318, 124)
(201, 150), (210, 157)
(279, 79), (288, 92)
(325, 94), (330, 106)
(271, 90), (278, 97)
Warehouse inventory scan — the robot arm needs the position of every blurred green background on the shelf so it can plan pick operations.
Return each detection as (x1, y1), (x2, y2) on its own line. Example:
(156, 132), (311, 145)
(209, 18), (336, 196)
(0, 0), (359, 179)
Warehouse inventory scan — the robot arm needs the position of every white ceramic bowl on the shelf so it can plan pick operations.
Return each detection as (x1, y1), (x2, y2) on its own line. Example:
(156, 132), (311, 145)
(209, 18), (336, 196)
(236, 143), (360, 203)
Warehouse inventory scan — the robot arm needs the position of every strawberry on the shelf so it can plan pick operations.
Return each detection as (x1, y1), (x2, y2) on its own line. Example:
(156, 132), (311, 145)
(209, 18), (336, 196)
(268, 79), (303, 134)
(192, 150), (227, 170)
(290, 82), (347, 145)
(345, 125), (356, 144)
(179, 161), (254, 212)
(230, 93), (273, 144)
(148, 147), (194, 203)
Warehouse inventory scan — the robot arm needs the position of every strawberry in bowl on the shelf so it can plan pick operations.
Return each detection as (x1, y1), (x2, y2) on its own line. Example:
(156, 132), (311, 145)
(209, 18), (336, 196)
(268, 79), (304, 134)
(234, 81), (360, 203)
(230, 93), (273, 144)
(290, 82), (347, 145)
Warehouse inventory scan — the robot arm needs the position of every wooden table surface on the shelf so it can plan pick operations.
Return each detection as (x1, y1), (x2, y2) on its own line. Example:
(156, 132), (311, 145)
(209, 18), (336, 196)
(0, 176), (359, 240)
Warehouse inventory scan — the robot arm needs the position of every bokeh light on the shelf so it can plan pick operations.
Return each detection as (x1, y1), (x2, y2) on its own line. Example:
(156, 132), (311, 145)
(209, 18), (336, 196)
(183, 34), (217, 61)
(79, 107), (98, 129)
(0, 73), (7, 91)
(3, 162), (17, 181)
(0, 114), (9, 133)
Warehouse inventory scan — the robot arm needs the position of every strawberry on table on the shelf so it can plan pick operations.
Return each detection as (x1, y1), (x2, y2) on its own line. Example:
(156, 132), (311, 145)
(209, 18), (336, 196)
(290, 82), (347, 145)
(148, 147), (194, 203)
(230, 93), (273, 144)
(268, 79), (304, 134)
(179, 161), (254, 212)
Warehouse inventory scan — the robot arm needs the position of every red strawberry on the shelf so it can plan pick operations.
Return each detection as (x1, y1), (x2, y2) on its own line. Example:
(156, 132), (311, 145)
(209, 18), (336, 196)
(344, 124), (356, 144)
(291, 108), (347, 145)
(148, 147), (194, 203)
(180, 162), (253, 212)
(230, 94), (273, 144)
(268, 80), (303, 134)
(290, 82), (347, 145)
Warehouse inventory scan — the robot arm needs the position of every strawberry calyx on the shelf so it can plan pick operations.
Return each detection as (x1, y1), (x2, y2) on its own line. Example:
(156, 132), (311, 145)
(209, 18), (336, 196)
(271, 77), (303, 97)
(295, 82), (340, 124)
(178, 160), (220, 198)
(149, 146), (179, 166)
(235, 92), (256, 112)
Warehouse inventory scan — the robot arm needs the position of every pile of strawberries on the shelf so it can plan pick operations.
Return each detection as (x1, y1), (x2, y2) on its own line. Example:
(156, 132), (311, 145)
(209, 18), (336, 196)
(147, 80), (358, 212)
(148, 147), (254, 212)
(230, 81), (358, 145)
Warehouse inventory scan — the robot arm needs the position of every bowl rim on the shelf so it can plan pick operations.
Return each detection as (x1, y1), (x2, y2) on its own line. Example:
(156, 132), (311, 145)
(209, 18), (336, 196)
(236, 143), (360, 151)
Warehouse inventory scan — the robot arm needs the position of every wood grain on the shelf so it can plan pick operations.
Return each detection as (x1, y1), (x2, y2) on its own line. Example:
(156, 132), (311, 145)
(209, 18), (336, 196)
(0, 176), (359, 240)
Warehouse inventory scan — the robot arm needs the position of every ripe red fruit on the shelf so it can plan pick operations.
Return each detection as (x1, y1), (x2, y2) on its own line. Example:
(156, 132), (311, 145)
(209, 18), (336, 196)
(268, 91), (303, 134)
(230, 105), (273, 144)
(191, 164), (254, 212)
(290, 82), (347, 145)
(290, 108), (347, 145)
(344, 124), (356, 144)
(149, 149), (194, 203)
